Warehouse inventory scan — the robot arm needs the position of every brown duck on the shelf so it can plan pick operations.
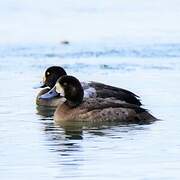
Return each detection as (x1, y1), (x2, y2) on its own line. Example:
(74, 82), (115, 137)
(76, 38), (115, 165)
(39, 75), (156, 124)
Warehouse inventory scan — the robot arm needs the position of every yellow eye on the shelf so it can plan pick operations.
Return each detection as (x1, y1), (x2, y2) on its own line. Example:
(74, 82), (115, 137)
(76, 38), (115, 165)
(47, 72), (50, 76)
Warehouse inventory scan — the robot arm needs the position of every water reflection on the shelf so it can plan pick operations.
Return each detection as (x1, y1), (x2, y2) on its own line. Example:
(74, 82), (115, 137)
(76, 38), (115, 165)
(36, 106), (55, 117)
(35, 106), (155, 175)
(39, 115), (152, 146)
(39, 117), (83, 145)
(38, 117), (84, 168)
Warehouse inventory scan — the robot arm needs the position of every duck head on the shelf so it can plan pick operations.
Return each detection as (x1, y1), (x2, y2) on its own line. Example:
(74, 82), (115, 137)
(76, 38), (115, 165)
(40, 75), (84, 107)
(35, 66), (67, 89)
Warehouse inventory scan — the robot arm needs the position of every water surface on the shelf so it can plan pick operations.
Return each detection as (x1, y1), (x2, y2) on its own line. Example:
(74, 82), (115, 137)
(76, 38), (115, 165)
(0, 41), (180, 179)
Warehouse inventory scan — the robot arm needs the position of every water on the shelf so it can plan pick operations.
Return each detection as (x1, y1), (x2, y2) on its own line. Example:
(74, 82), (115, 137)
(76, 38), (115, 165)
(1, 0), (180, 179)
(0, 42), (180, 180)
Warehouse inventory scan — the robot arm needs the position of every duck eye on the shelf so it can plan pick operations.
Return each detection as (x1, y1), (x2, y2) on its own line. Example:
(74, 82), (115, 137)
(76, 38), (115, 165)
(46, 72), (50, 76)
(63, 82), (68, 86)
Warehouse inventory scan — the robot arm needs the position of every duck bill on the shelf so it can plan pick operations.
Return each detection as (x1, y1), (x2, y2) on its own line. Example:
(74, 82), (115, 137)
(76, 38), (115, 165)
(39, 87), (59, 99)
(33, 81), (46, 89)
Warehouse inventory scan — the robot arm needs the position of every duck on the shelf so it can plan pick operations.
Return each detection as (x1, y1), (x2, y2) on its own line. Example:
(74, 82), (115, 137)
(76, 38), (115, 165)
(35, 66), (142, 107)
(35, 66), (67, 107)
(39, 75), (156, 124)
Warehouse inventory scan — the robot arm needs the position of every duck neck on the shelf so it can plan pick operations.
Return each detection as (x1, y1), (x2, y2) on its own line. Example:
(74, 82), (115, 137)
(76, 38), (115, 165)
(65, 100), (82, 108)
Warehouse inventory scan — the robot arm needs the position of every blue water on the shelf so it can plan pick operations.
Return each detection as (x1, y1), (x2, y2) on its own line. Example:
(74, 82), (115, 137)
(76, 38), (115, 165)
(1, 0), (180, 179)
(0, 42), (180, 180)
(1, 43), (180, 58)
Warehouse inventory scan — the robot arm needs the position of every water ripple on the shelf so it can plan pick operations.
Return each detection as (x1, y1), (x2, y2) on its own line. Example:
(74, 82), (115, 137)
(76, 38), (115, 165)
(1, 43), (180, 58)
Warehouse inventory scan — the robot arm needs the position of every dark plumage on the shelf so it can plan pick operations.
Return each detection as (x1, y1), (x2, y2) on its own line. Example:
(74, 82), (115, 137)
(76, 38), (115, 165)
(88, 81), (141, 106)
(39, 75), (156, 124)
(36, 66), (66, 107)
(36, 66), (141, 107)
(42, 66), (67, 88)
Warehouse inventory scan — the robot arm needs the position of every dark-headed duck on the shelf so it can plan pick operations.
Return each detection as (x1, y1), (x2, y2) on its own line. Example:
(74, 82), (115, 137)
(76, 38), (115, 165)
(39, 75), (156, 124)
(35, 66), (67, 107)
(35, 66), (141, 107)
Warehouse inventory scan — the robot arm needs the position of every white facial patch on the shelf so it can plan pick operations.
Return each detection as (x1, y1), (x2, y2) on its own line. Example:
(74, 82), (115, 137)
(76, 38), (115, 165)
(43, 76), (46, 83)
(55, 83), (65, 96)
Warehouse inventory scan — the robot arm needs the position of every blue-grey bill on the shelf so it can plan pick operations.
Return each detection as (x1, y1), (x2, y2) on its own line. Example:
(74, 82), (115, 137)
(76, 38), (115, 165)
(39, 87), (59, 99)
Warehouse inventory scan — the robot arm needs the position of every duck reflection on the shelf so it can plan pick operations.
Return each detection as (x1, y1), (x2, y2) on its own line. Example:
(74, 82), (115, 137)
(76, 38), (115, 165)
(38, 115), (153, 167)
(37, 117), (84, 168)
(39, 115), (153, 143)
(36, 106), (55, 117)
(55, 119), (153, 137)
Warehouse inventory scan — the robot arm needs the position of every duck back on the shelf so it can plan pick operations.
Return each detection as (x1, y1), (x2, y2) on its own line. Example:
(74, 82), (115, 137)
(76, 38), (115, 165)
(88, 82), (142, 106)
(54, 98), (156, 124)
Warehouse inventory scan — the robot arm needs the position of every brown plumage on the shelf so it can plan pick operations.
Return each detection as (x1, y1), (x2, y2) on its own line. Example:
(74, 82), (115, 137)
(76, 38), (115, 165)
(54, 98), (155, 124)
(39, 75), (156, 124)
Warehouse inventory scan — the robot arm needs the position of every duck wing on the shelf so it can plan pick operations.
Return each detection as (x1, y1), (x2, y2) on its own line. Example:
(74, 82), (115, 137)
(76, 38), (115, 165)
(81, 98), (143, 112)
(77, 98), (156, 124)
(88, 82), (142, 106)
(54, 98), (156, 123)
